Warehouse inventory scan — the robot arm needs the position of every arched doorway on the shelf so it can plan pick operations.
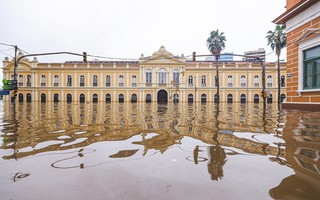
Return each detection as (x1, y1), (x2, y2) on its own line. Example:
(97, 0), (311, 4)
(157, 90), (168, 103)
(240, 94), (246, 103)
(173, 94), (179, 103)
(54, 93), (59, 102)
(106, 94), (111, 103)
(41, 93), (46, 103)
(201, 94), (207, 103)
(280, 94), (286, 102)
(146, 94), (152, 103)
(188, 94), (193, 103)
(227, 94), (233, 103)
(18, 93), (23, 102)
(131, 94), (137, 103)
(119, 94), (124, 103)
(93, 94), (98, 103)
(67, 94), (72, 103)
(26, 93), (31, 103)
(80, 94), (85, 103)
(267, 94), (273, 104)
(254, 94), (259, 103)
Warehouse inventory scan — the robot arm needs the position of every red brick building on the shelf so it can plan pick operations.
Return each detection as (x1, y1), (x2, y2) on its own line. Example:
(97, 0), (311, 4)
(273, 0), (320, 111)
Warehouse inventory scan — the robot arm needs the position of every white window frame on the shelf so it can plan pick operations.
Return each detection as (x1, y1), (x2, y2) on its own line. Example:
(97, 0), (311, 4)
(298, 34), (320, 93)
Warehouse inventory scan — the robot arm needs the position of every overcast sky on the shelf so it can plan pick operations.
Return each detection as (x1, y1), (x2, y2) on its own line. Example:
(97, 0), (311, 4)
(0, 0), (286, 63)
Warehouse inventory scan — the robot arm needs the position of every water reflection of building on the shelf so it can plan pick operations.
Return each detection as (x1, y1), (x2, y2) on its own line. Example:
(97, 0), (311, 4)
(1, 102), (284, 160)
(2, 46), (286, 103)
(269, 110), (320, 199)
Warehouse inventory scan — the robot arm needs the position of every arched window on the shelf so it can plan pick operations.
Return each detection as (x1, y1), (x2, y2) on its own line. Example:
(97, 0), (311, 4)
(214, 94), (219, 103)
(132, 75), (137, 87)
(119, 94), (124, 102)
(254, 94), (259, 103)
(227, 94), (233, 103)
(201, 75), (206, 87)
(240, 94), (246, 103)
(54, 75), (59, 87)
(173, 94), (179, 103)
(80, 93), (85, 103)
(188, 94), (194, 103)
(228, 75), (233, 87)
(41, 93), (46, 102)
(106, 75), (111, 87)
(26, 93), (32, 102)
(280, 94), (286, 102)
(41, 75), (46, 87)
(80, 75), (85, 87)
(106, 93), (111, 103)
(119, 75), (124, 87)
(131, 94), (137, 102)
(54, 93), (59, 102)
(201, 94), (207, 103)
(188, 75), (193, 87)
(267, 94), (273, 103)
(241, 75), (246, 87)
(146, 94), (152, 103)
(67, 93), (72, 103)
(146, 69), (152, 84)
(19, 75), (23, 86)
(267, 75), (272, 87)
(67, 75), (72, 87)
(254, 75), (259, 87)
(93, 93), (98, 102)
(158, 68), (166, 84)
(27, 75), (31, 87)
(281, 75), (285, 87)
(18, 93), (23, 102)
(93, 75), (98, 87)
(173, 69), (179, 84)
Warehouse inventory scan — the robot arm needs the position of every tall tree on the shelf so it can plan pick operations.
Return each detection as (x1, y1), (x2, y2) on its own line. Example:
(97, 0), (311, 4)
(266, 25), (286, 105)
(207, 30), (226, 103)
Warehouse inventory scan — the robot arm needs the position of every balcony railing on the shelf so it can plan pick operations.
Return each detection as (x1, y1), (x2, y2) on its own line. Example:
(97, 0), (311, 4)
(106, 83), (111, 87)
(119, 83), (124, 87)
(188, 83), (193, 87)
(267, 83), (272, 87)
(54, 83), (59, 87)
(241, 83), (246, 87)
(254, 83), (259, 87)
(80, 83), (85, 87)
(27, 82), (31, 87)
(132, 83), (137, 87)
(201, 83), (206, 87)
(228, 83), (233, 87)
(41, 83), (46, 87)
(93, 83), (98, 87)
(18, 82), (23, 86)
(67, 82), (72, 87)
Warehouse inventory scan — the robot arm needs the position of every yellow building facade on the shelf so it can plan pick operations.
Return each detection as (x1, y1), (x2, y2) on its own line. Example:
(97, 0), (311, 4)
(2, 46), (286, 103)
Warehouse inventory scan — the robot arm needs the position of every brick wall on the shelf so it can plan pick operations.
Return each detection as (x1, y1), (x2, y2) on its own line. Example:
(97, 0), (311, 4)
(286, 0), (302, 10)
(285, 16), (320, 104)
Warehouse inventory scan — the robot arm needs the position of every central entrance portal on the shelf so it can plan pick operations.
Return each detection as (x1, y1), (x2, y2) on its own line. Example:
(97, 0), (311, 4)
(157, 90), (168, 103)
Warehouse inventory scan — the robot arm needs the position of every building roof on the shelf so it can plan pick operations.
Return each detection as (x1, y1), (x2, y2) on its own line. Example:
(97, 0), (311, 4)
(273, 0), (318, 24)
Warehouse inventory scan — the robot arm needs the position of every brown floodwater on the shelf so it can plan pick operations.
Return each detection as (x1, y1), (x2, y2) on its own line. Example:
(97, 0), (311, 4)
(0, 101), (319, 200)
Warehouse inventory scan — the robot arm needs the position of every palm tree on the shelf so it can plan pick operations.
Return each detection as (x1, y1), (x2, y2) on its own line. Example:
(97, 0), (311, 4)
(266, 25), (286, 105)
(207, 30), (226, 103)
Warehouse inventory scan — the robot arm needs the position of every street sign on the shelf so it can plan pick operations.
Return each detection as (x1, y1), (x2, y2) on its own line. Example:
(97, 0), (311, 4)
(0, 90), (10, 95)
(2, 79), (18, 90)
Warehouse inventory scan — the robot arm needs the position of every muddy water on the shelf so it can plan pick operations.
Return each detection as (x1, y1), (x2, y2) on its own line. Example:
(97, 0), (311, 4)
(0, 102), (319, 200)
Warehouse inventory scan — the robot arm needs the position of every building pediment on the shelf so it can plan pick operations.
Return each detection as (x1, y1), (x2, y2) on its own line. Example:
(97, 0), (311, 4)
(2, 61), (33, 71)
(140, 46), (185, 65)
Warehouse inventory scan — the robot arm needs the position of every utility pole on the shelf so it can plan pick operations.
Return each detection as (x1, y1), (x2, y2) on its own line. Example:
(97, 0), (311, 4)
(12, 45), (18, 103)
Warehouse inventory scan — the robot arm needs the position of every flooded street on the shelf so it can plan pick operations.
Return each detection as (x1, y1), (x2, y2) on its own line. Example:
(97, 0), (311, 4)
(0, 101), (319, 200)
